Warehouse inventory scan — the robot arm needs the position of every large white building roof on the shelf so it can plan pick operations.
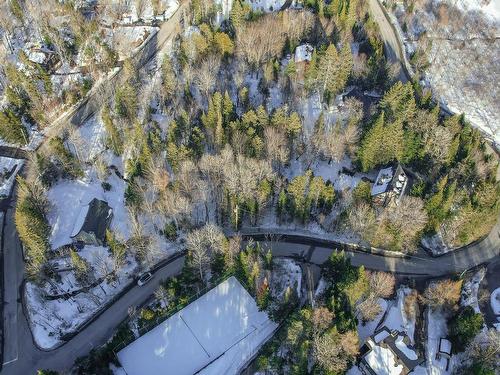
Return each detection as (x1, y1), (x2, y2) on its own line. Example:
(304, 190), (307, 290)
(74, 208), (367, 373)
(117, 276), (277, 375)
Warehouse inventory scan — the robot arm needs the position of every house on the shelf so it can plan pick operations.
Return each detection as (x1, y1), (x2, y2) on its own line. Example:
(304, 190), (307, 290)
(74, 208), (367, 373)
(71, 198), (112, 246)
(294, 43), (314, 63)
(117, 277), (278, 375)
(371, 164), (409, 207)
(360, 327), (424, 375)
(436, 338), (452, 370)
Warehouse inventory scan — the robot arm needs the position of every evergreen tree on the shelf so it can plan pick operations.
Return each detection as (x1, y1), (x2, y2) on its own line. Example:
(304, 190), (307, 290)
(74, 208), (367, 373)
(230, 0), (244, 29)
(318, 43), (352, 100)
(101, 105), (123, 155)
(379, 82), (416, 124)
(161, 56), (177, 103)
(0, 108), (28, 145)
(305, 49), (319, 92)
(70, 249), (90, 284)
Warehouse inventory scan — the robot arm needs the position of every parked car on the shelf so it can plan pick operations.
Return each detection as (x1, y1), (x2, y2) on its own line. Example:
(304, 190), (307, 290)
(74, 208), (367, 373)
(137, 272), (153, 286)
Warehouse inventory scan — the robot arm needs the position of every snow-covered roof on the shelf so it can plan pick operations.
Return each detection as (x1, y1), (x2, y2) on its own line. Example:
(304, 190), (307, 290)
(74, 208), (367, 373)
(438, 338), (452, 355)
(395, 336), (417, 360)
(371, 167), (394, 196)
(117, 277), (278, 375)
(71, 204), (90, 238)
(374, 329), (390, 343)
(364, 345), (403, 375)
(294, 44), (313, 63)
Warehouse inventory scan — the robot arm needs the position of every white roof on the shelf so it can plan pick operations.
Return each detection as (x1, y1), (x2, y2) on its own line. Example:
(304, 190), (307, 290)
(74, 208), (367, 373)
(371, 167), (394, 196)
(439, 338), (452, 354)
(374, 329), (390, 343)
(294, 44), (313, 63)
(364, 345), (403, 375)
(395, 336), (417, 360)
(117, 277), (277, 375)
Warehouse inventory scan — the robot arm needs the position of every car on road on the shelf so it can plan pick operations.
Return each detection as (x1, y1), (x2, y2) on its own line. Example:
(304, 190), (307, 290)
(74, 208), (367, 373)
(137, 272), (153, 286)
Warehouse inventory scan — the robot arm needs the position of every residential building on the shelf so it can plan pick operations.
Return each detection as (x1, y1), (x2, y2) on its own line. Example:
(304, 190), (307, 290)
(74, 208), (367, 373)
(371, 164), (409, 207)
(71, 198), (112, 246)
(360, 327), (424, 375)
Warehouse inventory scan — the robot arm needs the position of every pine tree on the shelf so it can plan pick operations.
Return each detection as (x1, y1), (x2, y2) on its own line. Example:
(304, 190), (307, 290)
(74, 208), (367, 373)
(0, 108), (28, 145)
(161, 56), (177, 102)
(222, 91), (234, 122)
(69, 249), (89, 283)
(101, 105), (123, 155)
(318, 43), (352, 100)
(305, 49), (319, 92)
(230, 0), (244, 29)
(379, 82), (416, 123)
(358, 114), (385, 171)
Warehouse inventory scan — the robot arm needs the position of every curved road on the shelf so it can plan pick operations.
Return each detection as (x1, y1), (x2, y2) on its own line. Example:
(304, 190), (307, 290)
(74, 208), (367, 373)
(2, 200), (499, 374)
(2, 1), (500, 374)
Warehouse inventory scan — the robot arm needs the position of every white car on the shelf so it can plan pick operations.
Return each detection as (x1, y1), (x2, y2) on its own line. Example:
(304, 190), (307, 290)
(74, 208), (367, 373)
(137, 272), (153, 286)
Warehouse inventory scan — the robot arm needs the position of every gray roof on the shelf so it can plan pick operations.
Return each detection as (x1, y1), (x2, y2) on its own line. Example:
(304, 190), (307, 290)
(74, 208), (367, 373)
(72, 198), (112, 242)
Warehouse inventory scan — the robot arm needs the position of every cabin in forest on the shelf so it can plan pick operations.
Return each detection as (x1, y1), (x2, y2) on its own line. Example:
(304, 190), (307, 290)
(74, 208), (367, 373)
(371, 164), (409, 207)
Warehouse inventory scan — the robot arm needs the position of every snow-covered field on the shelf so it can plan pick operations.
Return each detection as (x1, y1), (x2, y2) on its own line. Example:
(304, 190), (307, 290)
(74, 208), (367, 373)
(116, 277), (278, 375)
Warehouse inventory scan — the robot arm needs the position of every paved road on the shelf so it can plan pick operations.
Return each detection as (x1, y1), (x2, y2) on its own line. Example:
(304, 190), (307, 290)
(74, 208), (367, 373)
(367, 0), (409, 83)
(1, 1), (500, 374)
(2, 209), (499, 374)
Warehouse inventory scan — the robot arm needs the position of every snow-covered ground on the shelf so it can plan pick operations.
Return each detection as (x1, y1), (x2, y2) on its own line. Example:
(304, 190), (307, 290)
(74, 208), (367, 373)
(271, 258), (302, 298)
(0, 156), (24, 199)
(47, 170), (130, 249)
(425, 308), (457, 374)
(460, 269), (485, 313)
(389, 0), (500, 145)
(116, 277), (278, 375)
(382, 287), (416, 342)
(25, 247), (138, 349)
(491, 287), (500, 316)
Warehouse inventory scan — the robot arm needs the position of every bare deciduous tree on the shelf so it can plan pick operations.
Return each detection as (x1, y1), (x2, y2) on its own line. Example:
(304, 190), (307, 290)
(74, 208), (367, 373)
(195, 55), (221, 100)
(265, 127), (289, 172)
(369, 271), (396, 299)
(421, 279), (462, 311)
(357, 297), (383, 322)
(186, 224), (226, 284)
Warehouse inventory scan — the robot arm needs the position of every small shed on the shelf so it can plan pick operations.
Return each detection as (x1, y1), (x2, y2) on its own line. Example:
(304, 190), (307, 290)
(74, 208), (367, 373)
(71, 198), (112, 246)
(436, 338), (452, 370)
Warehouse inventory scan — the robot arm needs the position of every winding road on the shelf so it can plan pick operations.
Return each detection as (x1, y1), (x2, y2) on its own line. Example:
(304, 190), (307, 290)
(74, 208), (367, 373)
(1, 1), (499, 374)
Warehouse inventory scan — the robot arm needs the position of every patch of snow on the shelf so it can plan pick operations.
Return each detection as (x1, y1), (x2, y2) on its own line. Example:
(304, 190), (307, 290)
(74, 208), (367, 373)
(25, 250), (137, 349)
(426, 308), (456, 374)
(294, 44), (313, 63)
(490, 287), (500, 315)
(110, 363), (127, 375)
(460, 269), (485, 313)
(47, 168), (131, 249)
(347, 365), (363, 375)
(272, 258), (302, 298)
(395, 335), (418, 360)
(382, 287), (415, 342)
